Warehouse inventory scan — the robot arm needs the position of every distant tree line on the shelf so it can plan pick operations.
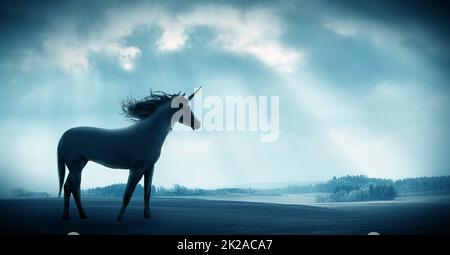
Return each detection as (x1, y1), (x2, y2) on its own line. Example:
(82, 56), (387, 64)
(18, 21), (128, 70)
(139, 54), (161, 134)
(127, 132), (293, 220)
(394, 176), (450, 195)
(314, 176), (396, 202)
(11, 188), (50, 198)
(287, 175), (450, 202)
(83, 184), (145, 197)
(83, 184), (276, 197)
(81, 175), (450, 202)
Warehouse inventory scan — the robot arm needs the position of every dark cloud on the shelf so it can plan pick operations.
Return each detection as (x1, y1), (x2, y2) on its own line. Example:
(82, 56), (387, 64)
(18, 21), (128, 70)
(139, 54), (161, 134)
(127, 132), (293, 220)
(322, 0), (450, 56)
(326, 0), (450, 28)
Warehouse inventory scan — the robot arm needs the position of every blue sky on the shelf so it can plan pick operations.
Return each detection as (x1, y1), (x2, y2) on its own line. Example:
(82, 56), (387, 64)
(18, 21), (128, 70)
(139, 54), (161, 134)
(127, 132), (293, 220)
(0, 0), (449, 195)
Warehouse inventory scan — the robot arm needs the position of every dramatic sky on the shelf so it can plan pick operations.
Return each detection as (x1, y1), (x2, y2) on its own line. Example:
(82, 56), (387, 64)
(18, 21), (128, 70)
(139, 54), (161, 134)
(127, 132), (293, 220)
(0, 0), (449, 195)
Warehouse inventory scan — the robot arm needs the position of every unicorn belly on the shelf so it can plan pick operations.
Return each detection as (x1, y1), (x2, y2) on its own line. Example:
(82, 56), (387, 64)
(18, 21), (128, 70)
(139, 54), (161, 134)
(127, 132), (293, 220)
(90, 158), (130, 170)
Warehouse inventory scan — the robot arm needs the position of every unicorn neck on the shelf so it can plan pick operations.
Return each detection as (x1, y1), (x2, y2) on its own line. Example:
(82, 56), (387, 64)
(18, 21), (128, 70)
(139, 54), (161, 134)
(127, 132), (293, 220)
(138, 102), (173, 137)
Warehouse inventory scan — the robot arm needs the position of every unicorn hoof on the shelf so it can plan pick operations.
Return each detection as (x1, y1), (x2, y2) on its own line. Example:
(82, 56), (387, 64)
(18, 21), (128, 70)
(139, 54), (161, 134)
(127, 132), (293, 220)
(62, 214), (70, 220)
(117, 215), (124, 222)
(144, 212), (151, 219)
(80, 214), (88, 219)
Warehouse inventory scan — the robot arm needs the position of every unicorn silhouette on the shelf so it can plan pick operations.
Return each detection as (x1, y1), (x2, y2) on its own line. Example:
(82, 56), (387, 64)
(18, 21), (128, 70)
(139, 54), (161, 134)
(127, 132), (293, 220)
(57, 87), (202, 221)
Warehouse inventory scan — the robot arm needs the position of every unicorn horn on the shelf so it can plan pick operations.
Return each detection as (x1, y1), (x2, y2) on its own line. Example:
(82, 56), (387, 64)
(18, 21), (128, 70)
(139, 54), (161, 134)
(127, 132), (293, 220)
(188, 86), (203, 101)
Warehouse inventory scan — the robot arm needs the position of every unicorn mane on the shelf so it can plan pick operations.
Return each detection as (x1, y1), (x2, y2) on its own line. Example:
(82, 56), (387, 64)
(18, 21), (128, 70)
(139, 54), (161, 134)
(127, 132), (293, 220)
(121, 90), (185, 121)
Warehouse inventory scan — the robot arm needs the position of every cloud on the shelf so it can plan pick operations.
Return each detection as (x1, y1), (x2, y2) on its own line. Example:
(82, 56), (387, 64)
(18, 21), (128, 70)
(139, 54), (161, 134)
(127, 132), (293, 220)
(321, 6), (450, 63)
(43, 36), (91, 73)
(32, 3), (302, 74)
(323, 20), (359, 37)
(320, 0), (450, 57)
(323, 17), (403, 46)
(162, 5), (303, 72)
(39, 20), (144, 73)
(105, 44), (141, 71)
(156, 20), (188, 51)
(321, 16), (428, 71)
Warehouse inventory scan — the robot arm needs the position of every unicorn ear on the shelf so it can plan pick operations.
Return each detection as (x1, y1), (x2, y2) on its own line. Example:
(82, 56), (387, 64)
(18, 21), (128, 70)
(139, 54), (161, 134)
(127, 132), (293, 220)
(188, 86), (202, 101)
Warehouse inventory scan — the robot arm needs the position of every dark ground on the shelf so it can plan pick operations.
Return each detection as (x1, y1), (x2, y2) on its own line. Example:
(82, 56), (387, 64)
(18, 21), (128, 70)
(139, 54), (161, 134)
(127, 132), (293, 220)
(0, 197), (449, 235)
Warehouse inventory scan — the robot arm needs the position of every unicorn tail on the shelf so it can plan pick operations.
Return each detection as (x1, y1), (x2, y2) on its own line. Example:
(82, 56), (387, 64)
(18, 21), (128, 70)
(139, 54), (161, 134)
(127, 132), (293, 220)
(57, 148), (66, 197)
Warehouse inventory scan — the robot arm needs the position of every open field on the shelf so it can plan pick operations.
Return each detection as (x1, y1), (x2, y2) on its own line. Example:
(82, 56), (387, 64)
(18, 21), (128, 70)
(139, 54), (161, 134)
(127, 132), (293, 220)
(0, 195), (449, 235)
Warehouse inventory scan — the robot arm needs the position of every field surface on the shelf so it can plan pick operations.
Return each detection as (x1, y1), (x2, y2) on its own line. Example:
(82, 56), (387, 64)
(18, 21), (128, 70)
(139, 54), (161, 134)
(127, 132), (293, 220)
(0, 195), (449, 235)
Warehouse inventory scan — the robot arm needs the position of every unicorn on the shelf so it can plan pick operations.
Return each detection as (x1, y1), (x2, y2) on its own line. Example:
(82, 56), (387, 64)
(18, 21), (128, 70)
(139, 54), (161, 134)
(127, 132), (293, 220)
(57, 87), (202, 221)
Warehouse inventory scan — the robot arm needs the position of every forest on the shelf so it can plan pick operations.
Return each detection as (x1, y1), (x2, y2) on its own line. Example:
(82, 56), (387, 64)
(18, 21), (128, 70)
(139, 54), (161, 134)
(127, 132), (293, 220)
(82, 175), (450, 202)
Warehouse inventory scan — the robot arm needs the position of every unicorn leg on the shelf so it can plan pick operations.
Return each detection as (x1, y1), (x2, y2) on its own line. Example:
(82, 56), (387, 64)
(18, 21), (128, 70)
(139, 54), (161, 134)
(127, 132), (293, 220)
(117, 170), (143, 222)
(71, 171), (87, 219)
(62, 177), (71, 220)
(144, 165), (154, 219)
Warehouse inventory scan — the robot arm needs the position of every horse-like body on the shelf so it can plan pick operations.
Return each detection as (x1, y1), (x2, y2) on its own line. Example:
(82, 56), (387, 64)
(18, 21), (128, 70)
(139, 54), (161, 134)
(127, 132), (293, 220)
(57, 89), (201, 221)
